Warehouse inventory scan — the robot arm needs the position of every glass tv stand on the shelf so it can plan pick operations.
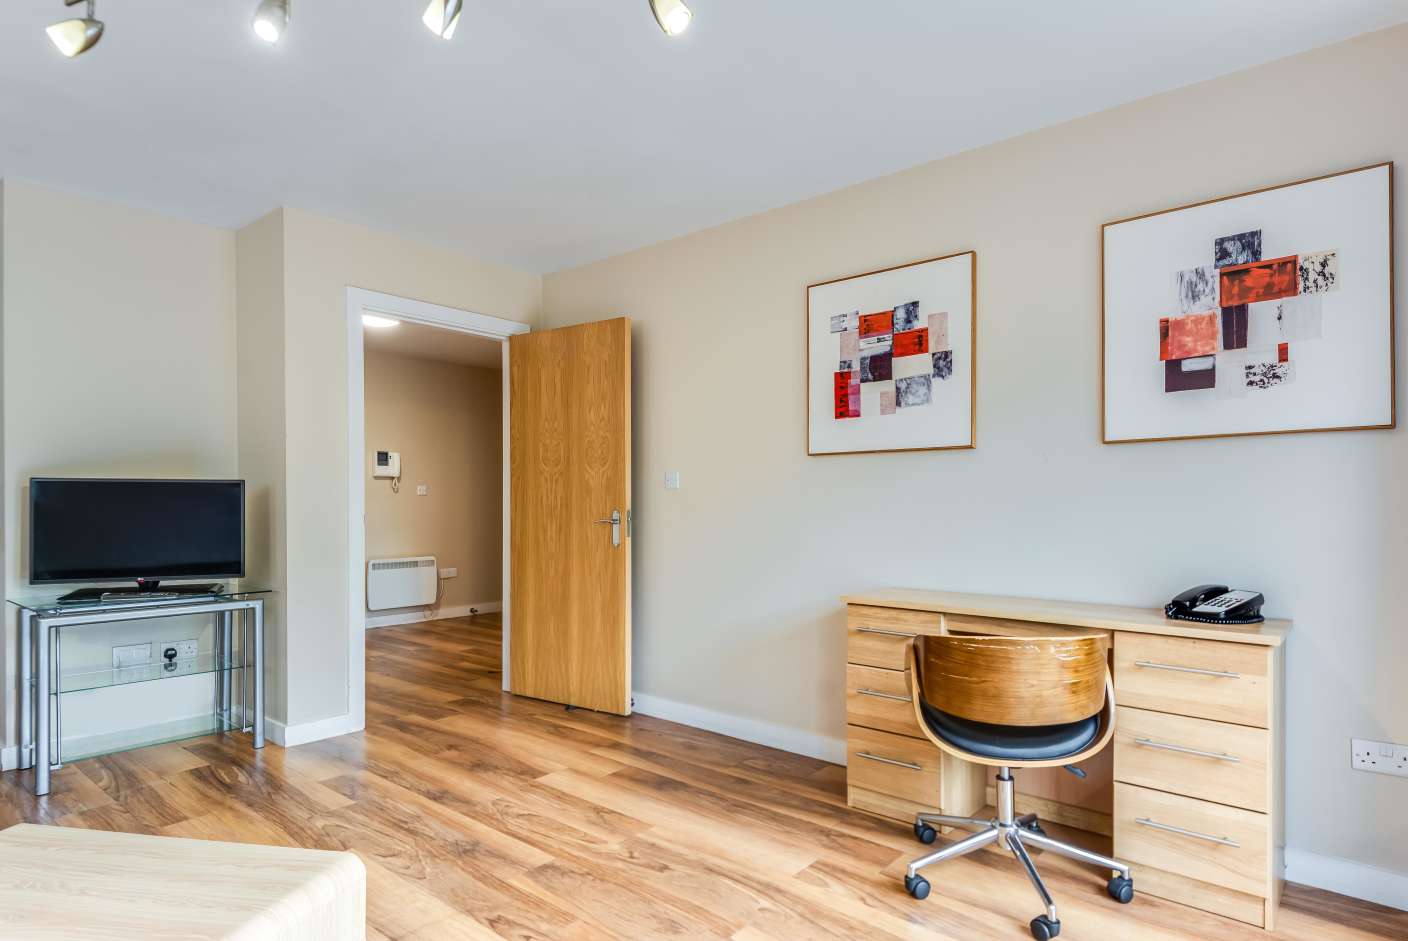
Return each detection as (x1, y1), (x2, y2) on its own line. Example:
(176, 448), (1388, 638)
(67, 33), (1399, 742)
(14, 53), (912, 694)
(9, 589), (269, 796)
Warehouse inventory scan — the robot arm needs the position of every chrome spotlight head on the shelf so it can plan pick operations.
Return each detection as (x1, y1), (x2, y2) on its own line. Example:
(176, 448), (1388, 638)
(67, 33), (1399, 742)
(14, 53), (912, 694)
(47, 0), (103, 58)
(252, 0), (291, 44)
(649, 0), (692, 37)
(422, 0), (464, 40)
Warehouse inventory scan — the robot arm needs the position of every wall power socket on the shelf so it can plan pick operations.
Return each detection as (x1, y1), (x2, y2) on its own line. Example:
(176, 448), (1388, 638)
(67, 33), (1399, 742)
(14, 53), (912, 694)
(1351, 738), (1408, 778)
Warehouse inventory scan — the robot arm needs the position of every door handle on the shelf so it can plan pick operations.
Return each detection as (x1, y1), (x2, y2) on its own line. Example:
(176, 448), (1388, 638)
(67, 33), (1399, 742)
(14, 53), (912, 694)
(593, 509), (622, 548)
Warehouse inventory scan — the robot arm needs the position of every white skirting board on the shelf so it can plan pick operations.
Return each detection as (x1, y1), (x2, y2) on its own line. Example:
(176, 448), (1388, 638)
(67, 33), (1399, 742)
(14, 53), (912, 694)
(1285, 848), (1408, 912)
(364, 601), (502, 630)
(0, 745), (16, 773)
(264, 712), (364, 749)
(630, 692), (847, 765)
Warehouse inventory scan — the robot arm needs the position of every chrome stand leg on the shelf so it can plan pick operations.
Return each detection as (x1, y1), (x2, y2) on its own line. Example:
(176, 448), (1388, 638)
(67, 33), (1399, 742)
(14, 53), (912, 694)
(220, 612), (233, 730)
(252, 603), (264, 749)
(19, 610), (33, 771)
(1020, 827), (1131, 878)
(35, 621), (50, 796)
(52, 625), (62, 770)
(1009, 832), (1059, 924)
(905, 826), (999, 878)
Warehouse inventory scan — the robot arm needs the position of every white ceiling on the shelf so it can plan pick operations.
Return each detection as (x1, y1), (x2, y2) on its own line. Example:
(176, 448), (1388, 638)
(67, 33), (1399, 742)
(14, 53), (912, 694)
(2, 2), (1404, 273)
(364, 319), (503, 370)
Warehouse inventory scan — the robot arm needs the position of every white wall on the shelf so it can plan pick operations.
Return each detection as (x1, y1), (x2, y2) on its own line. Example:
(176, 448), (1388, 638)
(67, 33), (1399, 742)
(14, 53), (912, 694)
(542, 26), (1408, 880)
(236, 210), (289, 722)
(0, 181), (239, 758)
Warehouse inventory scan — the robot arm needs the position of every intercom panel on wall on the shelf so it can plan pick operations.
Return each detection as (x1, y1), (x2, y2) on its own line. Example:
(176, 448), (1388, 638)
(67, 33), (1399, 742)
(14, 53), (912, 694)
(373, 450), (401, 479)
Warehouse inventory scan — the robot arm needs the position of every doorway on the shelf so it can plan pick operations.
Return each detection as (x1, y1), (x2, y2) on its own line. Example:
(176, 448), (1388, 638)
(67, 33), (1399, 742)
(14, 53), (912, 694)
(345, 288), (530, 728)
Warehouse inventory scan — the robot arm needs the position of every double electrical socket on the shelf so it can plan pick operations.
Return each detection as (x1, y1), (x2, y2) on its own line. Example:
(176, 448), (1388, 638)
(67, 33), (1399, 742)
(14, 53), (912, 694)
(111, 639), (198, 669)
(1351, 738), (1408, 778)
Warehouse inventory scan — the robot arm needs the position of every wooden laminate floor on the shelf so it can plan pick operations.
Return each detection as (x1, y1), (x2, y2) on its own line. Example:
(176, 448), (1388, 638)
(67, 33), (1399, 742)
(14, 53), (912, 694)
(1, 614), (1403, 940)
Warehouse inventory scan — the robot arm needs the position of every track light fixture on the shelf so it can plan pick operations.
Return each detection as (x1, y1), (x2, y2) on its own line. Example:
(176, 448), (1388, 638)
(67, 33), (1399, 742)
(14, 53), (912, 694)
(44, 0), (692, 56)
(252, 0), (291, 44)
(649, 0), (692, 37)
(47, 0), (104, 58)
(422, 0), (464, 40)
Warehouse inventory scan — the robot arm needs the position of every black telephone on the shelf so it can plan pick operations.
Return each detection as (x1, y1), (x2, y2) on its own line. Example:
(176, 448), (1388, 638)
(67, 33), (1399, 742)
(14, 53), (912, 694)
(1166, 584), (1265, 624)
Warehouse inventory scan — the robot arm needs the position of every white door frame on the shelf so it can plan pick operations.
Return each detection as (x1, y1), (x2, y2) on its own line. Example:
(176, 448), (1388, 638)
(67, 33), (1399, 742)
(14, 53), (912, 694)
(345, 287), (530, 728)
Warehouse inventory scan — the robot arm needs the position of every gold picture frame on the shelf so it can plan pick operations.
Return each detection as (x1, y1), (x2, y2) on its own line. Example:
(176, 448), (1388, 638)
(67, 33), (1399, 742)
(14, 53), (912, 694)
(806, 250), (978, 456)
(1101, 162), (1395, 444)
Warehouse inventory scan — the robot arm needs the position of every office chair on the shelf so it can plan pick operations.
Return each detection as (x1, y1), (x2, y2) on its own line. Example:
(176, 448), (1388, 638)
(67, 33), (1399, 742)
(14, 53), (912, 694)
(902, 634), (1133, 941)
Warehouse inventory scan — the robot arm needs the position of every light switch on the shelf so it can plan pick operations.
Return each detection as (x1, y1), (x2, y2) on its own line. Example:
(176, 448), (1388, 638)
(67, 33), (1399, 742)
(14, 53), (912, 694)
(416, 484), (428, 496)
(664, 471), (681, 490)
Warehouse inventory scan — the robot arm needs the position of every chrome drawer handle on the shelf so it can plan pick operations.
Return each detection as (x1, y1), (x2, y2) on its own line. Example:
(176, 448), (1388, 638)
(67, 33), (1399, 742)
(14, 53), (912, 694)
(1135, 817), (1240, 848)
(855, 627), (917, 638)
(857, 752), (922, 772)
(857, 688), (912, 703)
(1133, 738), (1241, 763)
(1133, 659), (1240, 679)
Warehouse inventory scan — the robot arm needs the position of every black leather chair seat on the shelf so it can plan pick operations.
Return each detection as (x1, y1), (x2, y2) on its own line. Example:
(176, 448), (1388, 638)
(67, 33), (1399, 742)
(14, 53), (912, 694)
(920, 701), (1098, 762)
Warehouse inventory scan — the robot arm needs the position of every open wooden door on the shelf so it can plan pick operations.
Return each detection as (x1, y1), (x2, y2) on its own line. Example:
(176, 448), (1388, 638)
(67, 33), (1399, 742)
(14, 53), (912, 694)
(509, 317), (631, 714)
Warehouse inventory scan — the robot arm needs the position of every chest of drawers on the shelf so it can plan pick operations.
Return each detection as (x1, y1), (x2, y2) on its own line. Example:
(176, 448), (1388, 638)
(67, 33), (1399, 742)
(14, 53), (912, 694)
(841, 589), (1288, 930)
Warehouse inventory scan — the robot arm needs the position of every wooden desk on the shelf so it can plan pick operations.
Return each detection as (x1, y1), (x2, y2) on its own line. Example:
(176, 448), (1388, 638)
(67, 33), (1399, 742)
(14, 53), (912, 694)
(841, 588), (1288, 930)
(0, 824), (366, 939)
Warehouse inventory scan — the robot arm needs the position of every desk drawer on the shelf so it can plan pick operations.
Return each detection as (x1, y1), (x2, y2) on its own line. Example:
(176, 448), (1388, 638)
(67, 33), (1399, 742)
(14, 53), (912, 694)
(846, 605), (940, 670)
(846, 664), (920, 737)
(1114, 633), (1271, 727)
(846, 725), (940, 806)
(1114, 782), (1269, 898)
(945, 612), (1112, 644)
(1115, 707), (1269, 812)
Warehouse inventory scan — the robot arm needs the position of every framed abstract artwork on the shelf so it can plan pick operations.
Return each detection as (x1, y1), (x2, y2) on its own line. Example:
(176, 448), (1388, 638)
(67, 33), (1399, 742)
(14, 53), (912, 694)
(1103, 163), (1394, 444)
(807, 251), (975, 455)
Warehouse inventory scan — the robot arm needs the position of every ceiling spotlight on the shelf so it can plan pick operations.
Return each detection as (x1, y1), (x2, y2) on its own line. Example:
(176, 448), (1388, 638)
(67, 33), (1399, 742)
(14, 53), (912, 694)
(649, 0), (692, 37)
(252, 0), (290, 44)
(362, 315), (401, 329)
(46, 0), (104, 58)
(422, 0), (463, 40)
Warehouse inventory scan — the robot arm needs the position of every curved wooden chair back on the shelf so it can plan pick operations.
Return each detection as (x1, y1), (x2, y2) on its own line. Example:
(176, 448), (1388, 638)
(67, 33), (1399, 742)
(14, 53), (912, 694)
(905, 637), (1117, 770)
(918, 632), (1107, 726)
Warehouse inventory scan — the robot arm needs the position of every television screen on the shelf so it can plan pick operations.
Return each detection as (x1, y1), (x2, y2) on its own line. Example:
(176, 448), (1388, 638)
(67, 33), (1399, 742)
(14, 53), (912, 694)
(30, 478), (245, 584)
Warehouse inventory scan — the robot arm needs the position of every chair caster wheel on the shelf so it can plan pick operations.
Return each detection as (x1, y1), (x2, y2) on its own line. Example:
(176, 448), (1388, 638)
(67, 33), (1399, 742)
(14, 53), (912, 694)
(1107, 875), (1134, 904)
(1029, 915), (1061, 939)
(904, 874), (931, 900)
(913, 821), (937, 844)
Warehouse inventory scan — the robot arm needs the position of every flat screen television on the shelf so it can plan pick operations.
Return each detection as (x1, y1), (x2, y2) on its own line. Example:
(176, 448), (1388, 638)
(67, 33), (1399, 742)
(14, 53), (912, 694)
(30, 478), (245, 585)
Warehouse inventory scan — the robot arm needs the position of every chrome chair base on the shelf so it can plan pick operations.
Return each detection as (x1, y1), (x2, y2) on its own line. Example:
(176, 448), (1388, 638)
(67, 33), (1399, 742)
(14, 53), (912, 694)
(904, 768), (1133, 938)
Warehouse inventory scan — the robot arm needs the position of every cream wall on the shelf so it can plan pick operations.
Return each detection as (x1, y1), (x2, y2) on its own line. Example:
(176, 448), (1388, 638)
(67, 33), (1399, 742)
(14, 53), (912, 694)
(0, 181), (239, 758)
(236, 210), (289, 721)
(543, 26), (1408, 877)
(274, 209), (540, 729)
(364, 350), (503, 613)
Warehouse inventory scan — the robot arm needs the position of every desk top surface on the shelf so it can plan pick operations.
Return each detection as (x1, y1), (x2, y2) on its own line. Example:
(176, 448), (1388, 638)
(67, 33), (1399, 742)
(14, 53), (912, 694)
(842, 588), (1290, 646)
(0, 824), (364, 939)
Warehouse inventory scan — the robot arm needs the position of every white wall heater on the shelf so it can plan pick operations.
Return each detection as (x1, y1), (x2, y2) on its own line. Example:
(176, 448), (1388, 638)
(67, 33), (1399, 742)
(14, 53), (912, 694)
(367, 556), (438, 610)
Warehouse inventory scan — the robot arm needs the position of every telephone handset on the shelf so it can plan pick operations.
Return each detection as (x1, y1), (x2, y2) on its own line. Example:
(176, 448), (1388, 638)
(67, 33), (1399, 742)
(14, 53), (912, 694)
(1165, 584), (1265, 624)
